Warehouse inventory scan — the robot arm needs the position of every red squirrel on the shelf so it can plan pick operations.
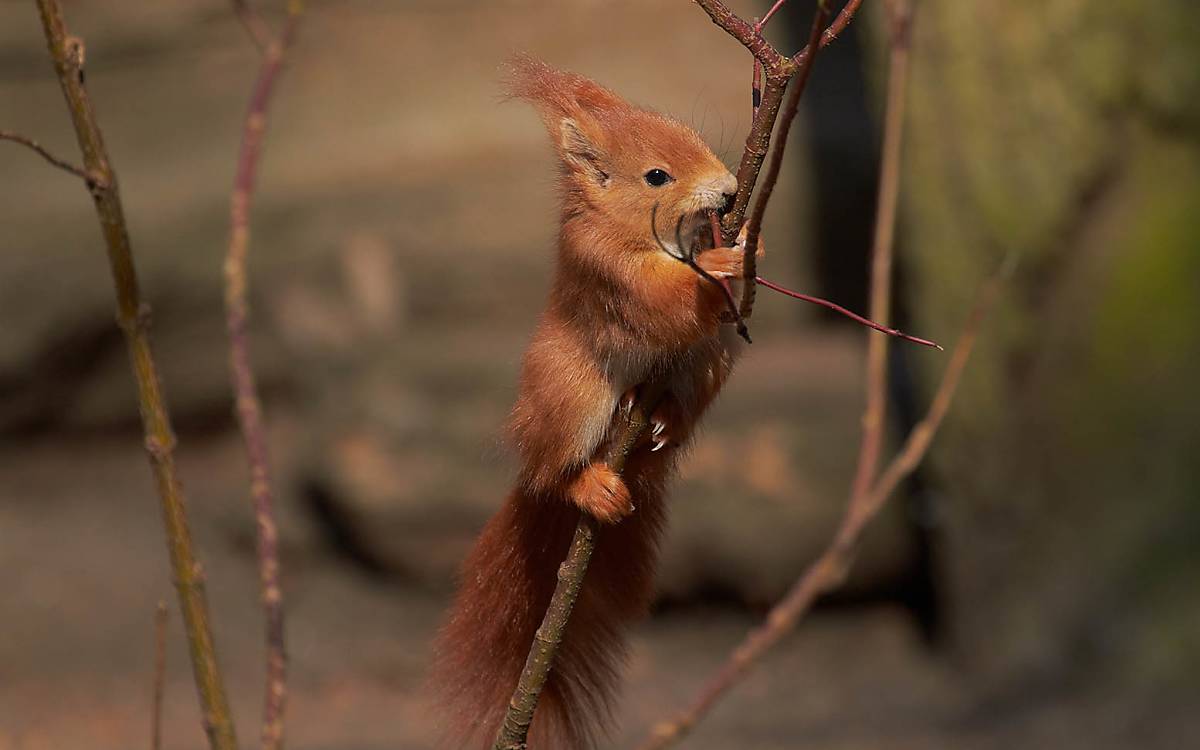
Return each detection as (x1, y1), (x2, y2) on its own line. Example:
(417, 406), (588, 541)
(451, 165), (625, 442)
(431, 56), (756, 748)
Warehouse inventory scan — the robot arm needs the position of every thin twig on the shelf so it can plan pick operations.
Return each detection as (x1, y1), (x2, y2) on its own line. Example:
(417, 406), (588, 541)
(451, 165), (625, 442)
(637, 270), (1000, 750)
(224, 2), (303, 750)
(493, 386), (667, 750)
(806, 0), (867, 59)
(740, 0), (830, 318)
(693, 0), (790, 70)
(153, 601), (168, 750)
(755, 275), (941, 349)
(757, 0), (791, 31)
(0, 129), (96, 183)
(30, 3), (238, 749)
(233, 0), (273, 52)
(849, 0), (915, 504)
(694, 0), (865, 253)
(636, 4), (973, 746)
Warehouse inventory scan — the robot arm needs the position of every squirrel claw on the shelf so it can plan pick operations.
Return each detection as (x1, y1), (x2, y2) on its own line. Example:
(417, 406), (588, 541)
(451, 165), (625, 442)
(620, 387), (636, 416)
(734, 222), (765, 258)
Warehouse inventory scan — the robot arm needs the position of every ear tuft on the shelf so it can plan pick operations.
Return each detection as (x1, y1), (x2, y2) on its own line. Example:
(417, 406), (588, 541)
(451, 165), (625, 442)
(503, 54), (628, 120)
(505, 55), (625, 186)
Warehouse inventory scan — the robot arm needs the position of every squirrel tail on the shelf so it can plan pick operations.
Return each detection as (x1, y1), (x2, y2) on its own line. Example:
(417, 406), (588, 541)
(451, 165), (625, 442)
(431, 471), (666, 749)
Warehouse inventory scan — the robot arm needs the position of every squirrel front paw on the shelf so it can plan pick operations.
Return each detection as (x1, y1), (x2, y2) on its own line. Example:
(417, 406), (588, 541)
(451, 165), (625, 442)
(735, 222), (766, 259)
(566, 462), (633, 523)
(696, 246), (743, 279)
(697, 223), (765, 279)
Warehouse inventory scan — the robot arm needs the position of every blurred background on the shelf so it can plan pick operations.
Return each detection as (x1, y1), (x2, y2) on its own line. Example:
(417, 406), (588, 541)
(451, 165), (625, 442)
(2, 1), (1198, 748)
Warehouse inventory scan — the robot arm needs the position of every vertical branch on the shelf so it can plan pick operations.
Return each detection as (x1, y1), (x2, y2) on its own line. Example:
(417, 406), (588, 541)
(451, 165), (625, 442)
(223, 3), (303, 750)
(633, 3), (1006, 747)
(153, 601), (169, 750)
(739, 0), (831, 318)
(30, 3), (238, 749)
(637, 270), (998, 750)
(724, 73), (790, 242)
(849, 0), (915, 502)
(493, 386), (666, 750)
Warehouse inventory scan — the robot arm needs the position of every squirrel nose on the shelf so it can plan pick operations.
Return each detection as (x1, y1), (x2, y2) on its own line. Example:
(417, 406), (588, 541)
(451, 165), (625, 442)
(718, 173), (738, 213)
(718, 172), (738, 199)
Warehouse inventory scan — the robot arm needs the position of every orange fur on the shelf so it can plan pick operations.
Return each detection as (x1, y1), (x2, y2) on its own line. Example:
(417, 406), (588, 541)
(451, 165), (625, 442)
(430, 56), (741, 748)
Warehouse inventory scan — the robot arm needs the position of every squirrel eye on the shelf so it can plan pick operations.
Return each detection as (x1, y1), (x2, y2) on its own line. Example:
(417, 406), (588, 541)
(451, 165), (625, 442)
(644, 169), (672, 187)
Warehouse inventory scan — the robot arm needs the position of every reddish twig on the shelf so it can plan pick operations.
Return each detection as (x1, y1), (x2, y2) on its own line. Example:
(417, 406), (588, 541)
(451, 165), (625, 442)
(633, 3), (995, 746)
(739, 0), (831, 318)
(223, 2), (302, 749)
(757, 0), (791, 30)
(1, 129), (97, 183)
(152, 601), (168, 750)
(638, 271), (1000, 750)
(232, 0), (273, 52)
(31, 3), (238, 749)
(756, 275), (941, 349)
(493, 386), (667, 750)
(850, 0), (915, 503)
(693, 0), (791, 70)
(807, 0), (867, 60)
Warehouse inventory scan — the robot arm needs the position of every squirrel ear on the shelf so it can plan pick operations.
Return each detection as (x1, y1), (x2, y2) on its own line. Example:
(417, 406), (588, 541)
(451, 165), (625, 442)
(558, 118), (610, 187)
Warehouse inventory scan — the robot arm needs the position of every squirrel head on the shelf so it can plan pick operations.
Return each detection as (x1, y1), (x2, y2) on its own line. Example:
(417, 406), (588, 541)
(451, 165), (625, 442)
(506, 55), (737, 256)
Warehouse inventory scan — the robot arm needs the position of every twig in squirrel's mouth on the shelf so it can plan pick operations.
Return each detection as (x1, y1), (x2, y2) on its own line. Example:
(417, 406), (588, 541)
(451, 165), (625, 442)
(651, 204), (752, 343)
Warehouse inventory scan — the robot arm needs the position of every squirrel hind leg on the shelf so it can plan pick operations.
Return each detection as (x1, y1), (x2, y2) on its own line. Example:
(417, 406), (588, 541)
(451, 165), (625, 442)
(566, 462), (633, 523)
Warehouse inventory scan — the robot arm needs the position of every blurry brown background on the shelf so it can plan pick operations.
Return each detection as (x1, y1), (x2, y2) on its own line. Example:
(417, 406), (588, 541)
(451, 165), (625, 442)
(2, 1), (1198, 748)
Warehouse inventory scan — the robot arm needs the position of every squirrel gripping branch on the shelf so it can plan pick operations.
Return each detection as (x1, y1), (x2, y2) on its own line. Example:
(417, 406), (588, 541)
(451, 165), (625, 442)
(430, 56), (758, 748)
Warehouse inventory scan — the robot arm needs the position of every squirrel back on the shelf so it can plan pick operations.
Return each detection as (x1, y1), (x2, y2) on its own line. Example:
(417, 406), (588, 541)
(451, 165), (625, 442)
(430, 56), (740, 748)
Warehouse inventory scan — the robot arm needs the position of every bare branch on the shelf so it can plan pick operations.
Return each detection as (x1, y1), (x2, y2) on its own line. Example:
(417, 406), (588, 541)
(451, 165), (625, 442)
(802, 0), (868, 63)
(756, 0), (791, 31)
(31, 2), (238, 749)
(739, 0), (831, 318)
(233, 0), (273, 52)
(0, 129), (96, 183)
(637, 268), (1002, 750)
(152, 601), (168, 750)
(755, 274), (941, 349)
(223, 2), (303, 749)
(849, 0), (916, 503)
(693, 0), (789, 70)
(493, 386), (667, 750)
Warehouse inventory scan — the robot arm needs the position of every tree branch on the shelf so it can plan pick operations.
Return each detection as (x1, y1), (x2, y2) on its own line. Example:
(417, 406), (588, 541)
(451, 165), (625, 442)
(739, 0), (831, 318)
(223, 2), (303, 750)
(693, 0), (790, 70)
(0, 129), (97, 183)
(493, 386), (667, 750)
(30, 2), (238, 749)
(232, 0), (273, 52)
(633, 4), (1005, 746)
(153, 601), (169, 750)
(638, 268), (1002, 750)
(849, 0), (915, 504)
